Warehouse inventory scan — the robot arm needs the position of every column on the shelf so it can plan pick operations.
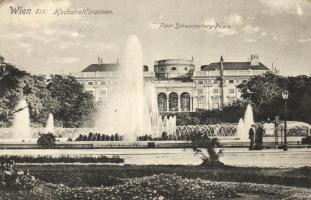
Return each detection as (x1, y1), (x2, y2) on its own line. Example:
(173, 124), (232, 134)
(178, 93), (181, 112)
(190, 96), (193, 112)
(166, 92), (169, 112)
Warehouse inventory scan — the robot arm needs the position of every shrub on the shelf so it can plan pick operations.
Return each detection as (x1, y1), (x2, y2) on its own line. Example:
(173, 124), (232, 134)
(37, 133), (56, 148)
(191, 134), (224, 167)
(0, 160), (36, 190)
(0, 155), (124, 164)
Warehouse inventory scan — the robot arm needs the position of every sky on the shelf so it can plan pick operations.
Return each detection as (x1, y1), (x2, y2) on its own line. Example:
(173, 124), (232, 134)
(0, 0), (310, 76)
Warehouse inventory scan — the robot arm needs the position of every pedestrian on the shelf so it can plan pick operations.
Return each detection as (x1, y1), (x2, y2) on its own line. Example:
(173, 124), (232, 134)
(255, 122), (264, 150)
(249, 124), (256, 150)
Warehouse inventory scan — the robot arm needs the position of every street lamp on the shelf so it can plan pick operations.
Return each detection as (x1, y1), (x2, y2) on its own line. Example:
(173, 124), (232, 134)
(282, 90), (289, 151)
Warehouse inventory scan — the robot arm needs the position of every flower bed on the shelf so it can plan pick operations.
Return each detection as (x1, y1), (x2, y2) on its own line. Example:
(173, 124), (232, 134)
(53, 173), (240, 200)
(0, 155), (124, 164)
(1, 173), (311, 199)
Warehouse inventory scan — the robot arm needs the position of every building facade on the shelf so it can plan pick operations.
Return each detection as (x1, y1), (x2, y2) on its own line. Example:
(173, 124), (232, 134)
(73, 55), (270, 112)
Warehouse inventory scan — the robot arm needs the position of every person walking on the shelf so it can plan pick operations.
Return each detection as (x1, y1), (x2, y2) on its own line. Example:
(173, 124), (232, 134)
(248, 124), (256, 150)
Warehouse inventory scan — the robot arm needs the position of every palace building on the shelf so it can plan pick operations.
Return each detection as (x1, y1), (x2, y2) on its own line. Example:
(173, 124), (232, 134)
(73, 55), (271, 112)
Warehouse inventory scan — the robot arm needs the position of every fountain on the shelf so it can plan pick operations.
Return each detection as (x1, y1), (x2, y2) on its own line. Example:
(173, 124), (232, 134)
(95, 35), (173, 141)
(158, 115), (176, 137)
(239, 104), (254, 141)
(236, 118), (244, 140)
(45, 113), (54, 133)
(144, 82), (162, 138)
(12, 99), (31, 139)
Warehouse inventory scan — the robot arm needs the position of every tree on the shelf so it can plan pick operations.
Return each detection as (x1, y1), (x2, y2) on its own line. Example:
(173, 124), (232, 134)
(0, 64), (56, 127)
(37, 133), (56, 148)
(191, 134), (224, 167)
(47, 75), (94, 127)
(0, 61), (95, 128)
(237, 73), (311, 124)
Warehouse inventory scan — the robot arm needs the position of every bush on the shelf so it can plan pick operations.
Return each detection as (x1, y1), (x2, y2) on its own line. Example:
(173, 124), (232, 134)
(174, 105), (245, 126)
(0, 155), (124, 164)
(37, 133), (56, 148)
(0, 160), (36, 190)
(191, 134), (224, 167)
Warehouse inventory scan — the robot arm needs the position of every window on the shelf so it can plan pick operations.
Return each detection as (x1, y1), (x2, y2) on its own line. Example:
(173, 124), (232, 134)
(161, 68), (164, 71)
(228, 97), (234, 106)
(214, 80), (218, 84)
(229, 88), (235, 94)
(185, 67), (188, 71)
(197, 88), (204, 94)
(198, 97), (204, 109)
(172, 67), (176, 71)
(229, 80), (234, 84)
(169, 93), (179, 111)
(197, 80), (203, 84)
(86, 90), (94, 95)
(213, 103), (219, 110)
(180, 92), (191, 111)
(143, 65), (148, 72)
(100, 81), (105, 85)
(100, 89), (107, 96)
(157, 93), (167, 112)
(213, 89), (219, 94)
(88, 82), (93, 85)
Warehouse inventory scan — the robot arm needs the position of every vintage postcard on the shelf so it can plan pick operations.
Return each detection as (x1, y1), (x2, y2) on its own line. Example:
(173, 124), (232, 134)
(0, 0), (310, 199)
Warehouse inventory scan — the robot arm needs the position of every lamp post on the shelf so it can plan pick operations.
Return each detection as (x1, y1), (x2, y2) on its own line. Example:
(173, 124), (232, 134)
(282, 90), (289, 151)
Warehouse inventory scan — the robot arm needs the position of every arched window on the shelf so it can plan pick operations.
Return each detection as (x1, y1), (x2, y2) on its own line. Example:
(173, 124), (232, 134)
(180, 92), (190, 111)
(143, 65), (149, 72)
(157, 93), (167, 112)
(169, 92), (179, 111)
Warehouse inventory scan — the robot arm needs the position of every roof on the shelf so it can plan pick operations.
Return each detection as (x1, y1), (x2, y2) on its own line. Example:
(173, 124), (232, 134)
(201, 62), (269, 71)
(167, 69), (194, 82)
(169, 75), (193, 82)
(82, 63), (119, 72)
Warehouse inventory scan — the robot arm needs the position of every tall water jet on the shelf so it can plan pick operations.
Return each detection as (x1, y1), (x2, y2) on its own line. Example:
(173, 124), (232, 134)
(237, 118), (244, 140)
(12, 99), (31, 139)
(45, 113), (54, 133)
(144, 83), (161, 138)
(240, 104), (254, 141)
(95, 35), (145, 141)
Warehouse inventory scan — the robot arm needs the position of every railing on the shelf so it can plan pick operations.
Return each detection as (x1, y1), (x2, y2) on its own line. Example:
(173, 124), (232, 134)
(0, 126), (309, 140)
(194, 70), (256, 77)
(72, 72), (155, 78)
(176, 124), (237, 137)
(71, 72), (118, 78)
(193, 71), (220, 77)
(154, 59), (194, 65)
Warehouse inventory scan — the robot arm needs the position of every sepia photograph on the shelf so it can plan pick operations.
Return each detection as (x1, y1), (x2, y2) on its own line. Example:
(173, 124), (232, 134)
(0, 0), (311, 199)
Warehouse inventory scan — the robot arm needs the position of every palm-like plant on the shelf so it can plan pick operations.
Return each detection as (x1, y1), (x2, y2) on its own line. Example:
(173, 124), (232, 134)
(191, 133), (224, 167)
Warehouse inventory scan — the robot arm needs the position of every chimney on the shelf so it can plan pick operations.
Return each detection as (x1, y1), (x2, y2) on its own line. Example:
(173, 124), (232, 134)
(250, 54), (259, 66)
(97, 57), (101, 64)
